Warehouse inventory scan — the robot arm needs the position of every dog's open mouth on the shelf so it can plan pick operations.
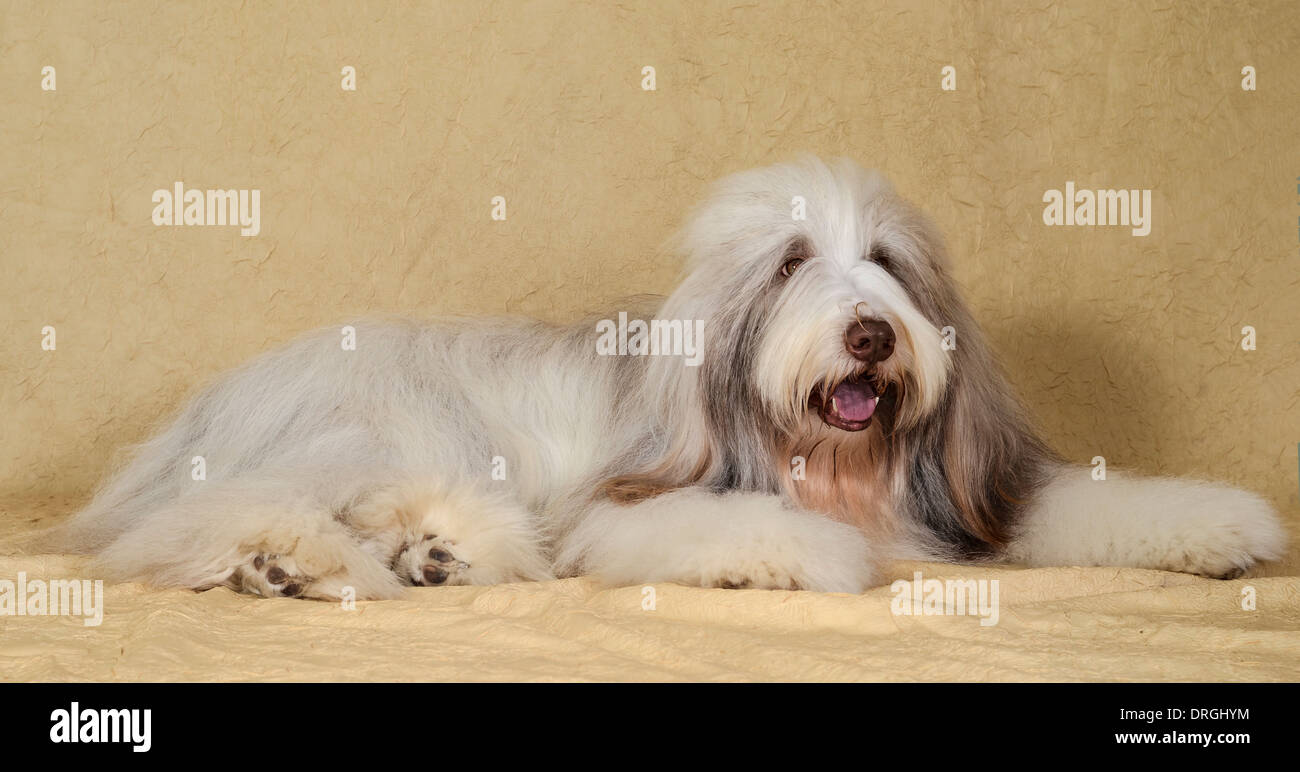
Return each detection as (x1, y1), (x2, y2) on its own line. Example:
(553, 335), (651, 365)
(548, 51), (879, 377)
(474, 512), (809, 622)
(810, 377), (879, 432)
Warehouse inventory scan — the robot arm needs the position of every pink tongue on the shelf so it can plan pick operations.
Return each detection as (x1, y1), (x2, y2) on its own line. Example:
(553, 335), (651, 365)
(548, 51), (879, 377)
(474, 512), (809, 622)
(830, 382), (878, 421)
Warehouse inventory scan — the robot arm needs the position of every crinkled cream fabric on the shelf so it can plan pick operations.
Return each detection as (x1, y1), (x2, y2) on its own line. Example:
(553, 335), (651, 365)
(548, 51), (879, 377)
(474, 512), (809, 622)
(1, 544), (1297, 682)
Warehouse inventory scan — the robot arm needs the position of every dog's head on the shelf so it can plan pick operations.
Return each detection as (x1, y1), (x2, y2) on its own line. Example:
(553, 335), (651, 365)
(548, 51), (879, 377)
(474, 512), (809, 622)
(659, 157), (954, 441)
(615, 157), (1048, 551)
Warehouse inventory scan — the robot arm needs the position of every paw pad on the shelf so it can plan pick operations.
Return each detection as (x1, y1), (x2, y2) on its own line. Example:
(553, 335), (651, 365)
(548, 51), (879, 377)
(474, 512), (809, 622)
(398, 536), (469, 586)
(238, 553), (311, 598)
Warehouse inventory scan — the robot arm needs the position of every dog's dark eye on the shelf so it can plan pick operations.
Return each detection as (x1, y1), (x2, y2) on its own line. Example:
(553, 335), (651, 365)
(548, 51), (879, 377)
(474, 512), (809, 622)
(780, 257), (805, 277)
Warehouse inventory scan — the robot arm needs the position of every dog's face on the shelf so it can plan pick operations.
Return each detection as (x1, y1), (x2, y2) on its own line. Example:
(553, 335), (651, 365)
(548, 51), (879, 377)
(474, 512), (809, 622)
(624, 157), (1038, 547)
(669, 157), (952, 447)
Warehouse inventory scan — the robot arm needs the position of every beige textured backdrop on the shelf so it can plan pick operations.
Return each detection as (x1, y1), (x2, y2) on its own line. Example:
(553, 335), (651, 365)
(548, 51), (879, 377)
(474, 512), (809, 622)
(3, 1), (1297, 560)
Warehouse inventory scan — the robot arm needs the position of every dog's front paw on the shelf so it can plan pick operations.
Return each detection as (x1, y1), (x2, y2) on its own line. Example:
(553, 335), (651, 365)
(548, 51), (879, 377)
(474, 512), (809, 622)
(693, 526), (873, 593)
(1158, 492), (1287, 579)
(707, 563), (803, 591)
(1010, 473), (1288, 580)
(559, 490), (878, 593)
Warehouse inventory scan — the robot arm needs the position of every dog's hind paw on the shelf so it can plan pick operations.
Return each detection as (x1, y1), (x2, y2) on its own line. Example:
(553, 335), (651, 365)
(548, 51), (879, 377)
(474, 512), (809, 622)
(395, 534), (471, 586)
(234, 552), (310, 597)
(227, 535), (405, 601)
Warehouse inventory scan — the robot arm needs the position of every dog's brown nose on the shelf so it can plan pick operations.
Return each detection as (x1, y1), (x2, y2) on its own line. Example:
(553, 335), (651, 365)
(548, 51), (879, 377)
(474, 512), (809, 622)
(845, 320), (895, 364)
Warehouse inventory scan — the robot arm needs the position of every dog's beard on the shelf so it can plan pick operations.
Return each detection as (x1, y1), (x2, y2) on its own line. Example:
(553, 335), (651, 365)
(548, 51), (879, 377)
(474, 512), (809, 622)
(774, 379), (899, 539)
(765, 334), (921, 537)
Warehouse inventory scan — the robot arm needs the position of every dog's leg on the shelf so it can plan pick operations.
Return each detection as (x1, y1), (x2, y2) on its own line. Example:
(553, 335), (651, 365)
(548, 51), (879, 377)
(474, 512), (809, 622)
(555, 488), (876, 592)
(1004, 467), (1287, 578)
(346, 478), (553, 586)
(92, 478), (406, 601)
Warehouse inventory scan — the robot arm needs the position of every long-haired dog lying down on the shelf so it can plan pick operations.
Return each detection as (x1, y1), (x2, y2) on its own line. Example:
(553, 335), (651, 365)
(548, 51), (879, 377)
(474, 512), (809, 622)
(57, 157), (1285, 599)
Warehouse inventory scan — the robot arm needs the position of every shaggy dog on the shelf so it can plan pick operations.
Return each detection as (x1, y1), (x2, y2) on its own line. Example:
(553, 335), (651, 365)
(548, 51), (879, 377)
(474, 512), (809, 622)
(56, 157), (1286, 599)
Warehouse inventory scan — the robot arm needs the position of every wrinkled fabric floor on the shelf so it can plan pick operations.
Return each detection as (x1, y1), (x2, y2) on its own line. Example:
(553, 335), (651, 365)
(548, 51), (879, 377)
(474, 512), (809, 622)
(2, 505), (1296, 682)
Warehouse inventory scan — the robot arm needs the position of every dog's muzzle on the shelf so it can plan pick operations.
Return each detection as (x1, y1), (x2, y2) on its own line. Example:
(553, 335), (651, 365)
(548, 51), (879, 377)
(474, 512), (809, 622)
(807, 320), (897, 432)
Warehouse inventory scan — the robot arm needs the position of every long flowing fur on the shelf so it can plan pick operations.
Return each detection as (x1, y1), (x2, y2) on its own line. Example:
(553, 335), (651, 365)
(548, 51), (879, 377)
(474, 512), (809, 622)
(54, 157), (1286, 598)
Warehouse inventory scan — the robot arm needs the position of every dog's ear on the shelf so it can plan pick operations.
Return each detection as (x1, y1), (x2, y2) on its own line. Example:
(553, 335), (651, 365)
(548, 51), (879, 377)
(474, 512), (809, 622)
(902, 316), (1055, 555)
(598, 378), (739, 504)
(599, 393), (733, 503)
(600, 263), (778, 504)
